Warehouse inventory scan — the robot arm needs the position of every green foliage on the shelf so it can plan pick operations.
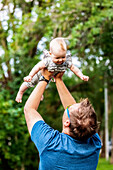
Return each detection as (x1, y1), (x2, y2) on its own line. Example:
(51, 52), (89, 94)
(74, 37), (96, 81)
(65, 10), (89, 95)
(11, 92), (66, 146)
(0, 88), (39, 169)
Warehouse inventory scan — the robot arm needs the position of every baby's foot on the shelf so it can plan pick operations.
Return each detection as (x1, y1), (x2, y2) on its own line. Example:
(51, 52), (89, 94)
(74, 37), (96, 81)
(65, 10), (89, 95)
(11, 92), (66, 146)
(15, 92), (23, 103)
(41, 95), (44, 101)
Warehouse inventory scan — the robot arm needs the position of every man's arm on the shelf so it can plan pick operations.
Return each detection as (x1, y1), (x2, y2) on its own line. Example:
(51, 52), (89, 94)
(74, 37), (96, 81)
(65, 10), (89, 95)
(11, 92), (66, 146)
(24, 69), (52, 135)
(55, 73), (76, 109)
(24, 61), (46, 82)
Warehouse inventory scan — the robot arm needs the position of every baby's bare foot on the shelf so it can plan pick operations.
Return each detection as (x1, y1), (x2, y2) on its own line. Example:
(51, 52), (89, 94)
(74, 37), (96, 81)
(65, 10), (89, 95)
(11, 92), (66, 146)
(15, 92), (23, 103)
(41, 95), (44, 101)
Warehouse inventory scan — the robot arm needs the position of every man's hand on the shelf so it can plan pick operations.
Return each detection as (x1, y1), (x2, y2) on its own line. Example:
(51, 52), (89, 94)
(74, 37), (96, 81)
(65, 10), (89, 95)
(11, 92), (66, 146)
(41, 69), (53, 80)
(24, 75), (32, 82)
(81, 75), (89, 81)
(54, 72), (64, 79)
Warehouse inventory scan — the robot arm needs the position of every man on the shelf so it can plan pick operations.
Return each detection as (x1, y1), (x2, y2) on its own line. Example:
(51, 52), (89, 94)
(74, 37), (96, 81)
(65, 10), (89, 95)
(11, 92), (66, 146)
(24, 69), (101, 170)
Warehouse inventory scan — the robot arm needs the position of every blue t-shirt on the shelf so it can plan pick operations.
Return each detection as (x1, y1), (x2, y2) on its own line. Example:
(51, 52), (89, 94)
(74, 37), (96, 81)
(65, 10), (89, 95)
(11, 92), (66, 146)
(31, 120), (102, 170)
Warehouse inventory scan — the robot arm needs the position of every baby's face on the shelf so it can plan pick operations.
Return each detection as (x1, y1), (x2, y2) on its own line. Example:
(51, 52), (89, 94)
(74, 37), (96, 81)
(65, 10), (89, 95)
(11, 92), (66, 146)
(51, 52), (66, 65)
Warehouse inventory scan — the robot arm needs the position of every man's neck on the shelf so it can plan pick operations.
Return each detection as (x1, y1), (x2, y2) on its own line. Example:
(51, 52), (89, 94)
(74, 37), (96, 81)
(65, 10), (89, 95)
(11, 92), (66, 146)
(62, 128), (70, 135)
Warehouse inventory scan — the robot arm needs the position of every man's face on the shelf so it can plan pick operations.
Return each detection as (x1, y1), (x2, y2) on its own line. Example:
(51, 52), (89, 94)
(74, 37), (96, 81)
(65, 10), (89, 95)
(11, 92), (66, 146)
(51, 53), (66, 65)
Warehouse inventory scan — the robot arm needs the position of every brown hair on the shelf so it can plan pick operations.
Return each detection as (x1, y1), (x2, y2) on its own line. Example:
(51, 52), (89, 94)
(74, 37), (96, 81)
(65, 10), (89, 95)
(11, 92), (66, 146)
(56, 39), (66, 51)
(69, 98), (99, 141)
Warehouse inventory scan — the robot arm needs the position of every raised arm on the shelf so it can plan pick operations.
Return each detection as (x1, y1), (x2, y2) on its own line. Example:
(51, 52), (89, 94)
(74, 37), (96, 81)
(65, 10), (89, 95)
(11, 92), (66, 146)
(55, 73), (76, 109)
(24, 69), (52, 135)
(24, 60), (46, 82)
(70, 64), (89, 81)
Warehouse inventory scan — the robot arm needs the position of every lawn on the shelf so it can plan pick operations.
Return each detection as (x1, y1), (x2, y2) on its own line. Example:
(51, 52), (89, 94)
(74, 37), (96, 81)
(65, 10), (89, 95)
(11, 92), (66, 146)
(97, 158), (113, 170)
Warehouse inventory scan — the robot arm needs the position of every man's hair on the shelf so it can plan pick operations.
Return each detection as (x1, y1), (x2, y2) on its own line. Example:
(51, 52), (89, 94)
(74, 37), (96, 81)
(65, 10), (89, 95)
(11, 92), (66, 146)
(69, 98), (99, 141)
(50, 37), (67, 55)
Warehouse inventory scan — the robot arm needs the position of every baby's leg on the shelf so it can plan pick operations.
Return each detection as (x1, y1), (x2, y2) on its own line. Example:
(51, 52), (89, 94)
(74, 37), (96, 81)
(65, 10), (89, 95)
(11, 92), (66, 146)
(15, 82), (28, 103)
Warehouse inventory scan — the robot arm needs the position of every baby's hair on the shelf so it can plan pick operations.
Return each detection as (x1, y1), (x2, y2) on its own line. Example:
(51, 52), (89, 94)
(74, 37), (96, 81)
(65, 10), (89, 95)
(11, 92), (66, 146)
(50, 37), (67, 55)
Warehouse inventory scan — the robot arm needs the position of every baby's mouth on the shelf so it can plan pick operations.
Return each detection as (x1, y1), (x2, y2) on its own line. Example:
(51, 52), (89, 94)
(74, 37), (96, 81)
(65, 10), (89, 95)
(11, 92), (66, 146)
(57, 62), (63, 64)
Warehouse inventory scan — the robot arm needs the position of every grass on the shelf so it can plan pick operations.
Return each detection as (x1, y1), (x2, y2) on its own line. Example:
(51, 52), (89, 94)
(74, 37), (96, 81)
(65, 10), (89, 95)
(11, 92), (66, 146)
(97, 158), (113, 170)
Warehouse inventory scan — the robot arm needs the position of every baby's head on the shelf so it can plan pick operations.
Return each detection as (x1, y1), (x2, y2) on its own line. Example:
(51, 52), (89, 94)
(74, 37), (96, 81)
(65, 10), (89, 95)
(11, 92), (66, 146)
(50, 37), (67, 64)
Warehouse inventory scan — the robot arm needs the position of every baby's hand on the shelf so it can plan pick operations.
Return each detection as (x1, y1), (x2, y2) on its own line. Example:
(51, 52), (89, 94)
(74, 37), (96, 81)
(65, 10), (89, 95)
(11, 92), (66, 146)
(24, 75), (32, 82)
(81, 75), (89, 81)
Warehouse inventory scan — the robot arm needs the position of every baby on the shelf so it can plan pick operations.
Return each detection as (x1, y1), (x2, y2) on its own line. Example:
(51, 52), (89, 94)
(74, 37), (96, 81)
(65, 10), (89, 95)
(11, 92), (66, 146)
(15, 37), (89, 103)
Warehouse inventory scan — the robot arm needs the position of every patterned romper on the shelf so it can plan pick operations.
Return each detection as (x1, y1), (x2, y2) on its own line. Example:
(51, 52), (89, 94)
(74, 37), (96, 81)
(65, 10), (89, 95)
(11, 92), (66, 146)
(25, 50), (72, 88)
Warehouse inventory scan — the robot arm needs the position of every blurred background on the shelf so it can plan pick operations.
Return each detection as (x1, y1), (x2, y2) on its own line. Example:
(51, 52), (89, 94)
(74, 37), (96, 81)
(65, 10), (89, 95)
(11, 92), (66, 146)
(0, 0), (113, 169)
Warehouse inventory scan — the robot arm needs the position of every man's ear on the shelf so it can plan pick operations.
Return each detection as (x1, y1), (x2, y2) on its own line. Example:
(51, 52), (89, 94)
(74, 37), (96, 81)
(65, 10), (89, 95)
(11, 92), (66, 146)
(64, 120), (70, 127)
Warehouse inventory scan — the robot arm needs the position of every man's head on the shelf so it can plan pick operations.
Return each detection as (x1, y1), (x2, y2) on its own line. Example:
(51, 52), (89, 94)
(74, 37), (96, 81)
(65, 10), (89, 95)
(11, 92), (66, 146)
(50, 37), (67, 65)
(62, 98), (99, 141)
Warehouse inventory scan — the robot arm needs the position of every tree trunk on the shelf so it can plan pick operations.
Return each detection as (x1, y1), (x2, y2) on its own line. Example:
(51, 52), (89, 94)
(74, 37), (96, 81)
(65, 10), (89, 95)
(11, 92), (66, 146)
(100, 130), (105, 158)
(21, 163), (25, 170)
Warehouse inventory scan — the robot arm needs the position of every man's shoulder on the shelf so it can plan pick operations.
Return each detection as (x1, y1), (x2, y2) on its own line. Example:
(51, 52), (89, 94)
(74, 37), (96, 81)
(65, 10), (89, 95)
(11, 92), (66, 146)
(87, 133), (102, 148)
(31, 120), (60, 141)
(31, 120), (61, 155)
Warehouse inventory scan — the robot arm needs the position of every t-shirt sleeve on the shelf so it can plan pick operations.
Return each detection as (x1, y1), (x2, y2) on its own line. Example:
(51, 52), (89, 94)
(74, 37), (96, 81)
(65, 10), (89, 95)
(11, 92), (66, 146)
(66, 54), (72, 68)
(31, 120), (59, 155)
(43, 57), (52, 68)
(42, 49), (51, 68)
(90, 133), (102, 148)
